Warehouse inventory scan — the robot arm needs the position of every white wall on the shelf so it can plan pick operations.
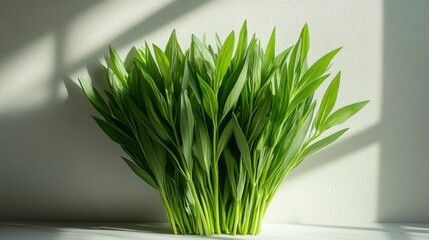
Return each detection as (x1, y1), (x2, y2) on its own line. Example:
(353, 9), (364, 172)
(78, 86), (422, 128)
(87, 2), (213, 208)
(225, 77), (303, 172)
(0, 0), (428, 223)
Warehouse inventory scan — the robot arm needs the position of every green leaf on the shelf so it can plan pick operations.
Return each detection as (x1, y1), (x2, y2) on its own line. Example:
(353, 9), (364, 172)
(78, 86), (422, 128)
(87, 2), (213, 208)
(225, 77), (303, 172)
(215, 31), (235, 88)
(140, 70), (170, 121)
(141, 42), (163, 87)
(193, 120), (212, 172)
(197, 75), (218, 121)
(314, 72), (341, 130)
(233, 20), (247, 68)
(285, 103), (316, 161)
(301, 128), (349, 159)
(215, 33), (223, 52)
(180, 92), (195, 173)
(324, 101), (369, 130)
(123, 157), (158, 189)
(300, 47), (341, 85)
(143, 95), (171, 141)
(107, 68), (125, 95)
(236, 161), (246, 199)
(109, 45), (128, 84)
(221, 59), (248, 120)
(217, 119), (234, 159)
(153, 44), (172, 91)
(93, 116), (133, 145)
(287, 40), (301, 91)
(224, 147), (238, 199)
(232, 115), (253, 180)
(78, 78), (110, 117)
(289, 74), (330, 112)
(165, 29), (183, 63)
(191, 34), (216, 71)
(256, 147), (268, 181)
(299, 24), (310, 62)
(265, 27), (276, 68)
(182, 59), (191, 89)
(78, 25), (368, 235)
(273, 45), (293, 67)
(248, 96), (271, 143)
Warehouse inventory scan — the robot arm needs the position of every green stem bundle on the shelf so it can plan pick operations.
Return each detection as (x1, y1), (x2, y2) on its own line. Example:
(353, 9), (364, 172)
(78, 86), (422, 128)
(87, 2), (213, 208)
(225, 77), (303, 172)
(79, 21), (368, 235)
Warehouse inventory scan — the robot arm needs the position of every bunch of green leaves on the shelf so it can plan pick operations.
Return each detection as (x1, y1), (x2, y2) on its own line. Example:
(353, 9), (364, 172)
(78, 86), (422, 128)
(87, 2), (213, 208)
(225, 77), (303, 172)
(79, 21), (368, 235)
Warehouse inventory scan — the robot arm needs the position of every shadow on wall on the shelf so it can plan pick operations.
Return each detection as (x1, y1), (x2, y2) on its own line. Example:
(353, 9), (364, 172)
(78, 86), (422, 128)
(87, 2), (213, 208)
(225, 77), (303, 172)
(378, 0), (429, 222)
(0, 0), (211, 221)
(1, 0), (428, 224)
(285, 0), (429, 223)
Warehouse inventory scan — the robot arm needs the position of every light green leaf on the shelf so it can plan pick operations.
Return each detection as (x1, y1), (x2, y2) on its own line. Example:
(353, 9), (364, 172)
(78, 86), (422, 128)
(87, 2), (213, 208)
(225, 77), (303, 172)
(289, 74), (330, 111)
(256, 147), (268, 181)
(191, 34), (216, 70)
(233, 20), (248, 68)
(165, 29), (183, 63)
(221, 59), (248, 120)
(215, 33), (223, 52)
(324, 101), (369, 130)
(265, 27), (276, 68)
(314, 72), (341, 129)
(141, 42), (162, 86)
(300, 47), (341, 85)
(299, 24), (310, 62)
(216, 31), (235, 88)
(236, 161), (246, 199)
(153, 44), (172, 91)
(301, 128), (349, 159)
(107, 68), (125, 94)
(286, 102), (316, 161)
(109, 45), (128, 84)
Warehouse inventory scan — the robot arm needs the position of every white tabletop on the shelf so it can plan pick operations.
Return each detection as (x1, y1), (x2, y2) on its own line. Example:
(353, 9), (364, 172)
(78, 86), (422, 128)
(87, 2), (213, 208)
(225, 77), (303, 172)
(1, 222), (428, 240)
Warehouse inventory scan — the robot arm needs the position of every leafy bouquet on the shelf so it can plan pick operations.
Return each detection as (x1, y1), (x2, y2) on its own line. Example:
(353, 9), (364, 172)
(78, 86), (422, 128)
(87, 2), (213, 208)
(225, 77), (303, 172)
(80, 22), (367, 235)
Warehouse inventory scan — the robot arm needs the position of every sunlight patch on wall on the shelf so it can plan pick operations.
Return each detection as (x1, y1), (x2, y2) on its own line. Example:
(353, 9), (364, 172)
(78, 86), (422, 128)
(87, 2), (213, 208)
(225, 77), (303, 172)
(63, 1), (169, 69)
(0, 33), (55, 115)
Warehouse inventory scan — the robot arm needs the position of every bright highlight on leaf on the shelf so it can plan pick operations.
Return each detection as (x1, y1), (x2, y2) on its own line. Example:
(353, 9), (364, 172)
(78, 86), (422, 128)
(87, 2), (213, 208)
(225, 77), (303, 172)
(80, 22), (368, 236)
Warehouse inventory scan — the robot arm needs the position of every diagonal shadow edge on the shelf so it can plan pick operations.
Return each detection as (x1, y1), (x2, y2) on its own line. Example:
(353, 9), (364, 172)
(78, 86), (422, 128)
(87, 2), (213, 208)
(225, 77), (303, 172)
(287, 124), (380, 181)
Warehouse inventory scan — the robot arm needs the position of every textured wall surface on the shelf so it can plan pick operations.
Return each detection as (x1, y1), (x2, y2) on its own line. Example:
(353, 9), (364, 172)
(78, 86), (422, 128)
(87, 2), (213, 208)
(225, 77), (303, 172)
(0, 0), (428, 223)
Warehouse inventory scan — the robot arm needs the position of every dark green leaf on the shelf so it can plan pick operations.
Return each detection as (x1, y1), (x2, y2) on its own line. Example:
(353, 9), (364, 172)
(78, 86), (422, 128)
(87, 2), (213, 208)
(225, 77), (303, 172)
(197, 75), (218, 121)
(232, 115), (253, 180)
(93, 116), (133, 145)
(217, 119), (234, 159)
(180, 92), (195, 172)
(123, 157), (158, 189)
